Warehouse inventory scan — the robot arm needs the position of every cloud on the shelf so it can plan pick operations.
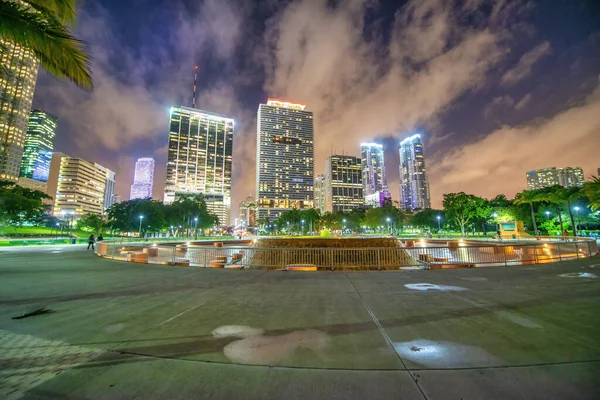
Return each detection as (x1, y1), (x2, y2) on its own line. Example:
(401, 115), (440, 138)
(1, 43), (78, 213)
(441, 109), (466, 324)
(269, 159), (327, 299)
(430, 78), (600, 205)
(483, 95), (515, 118)
(501, 41), (551, 85)
(515, 93), (532, 110)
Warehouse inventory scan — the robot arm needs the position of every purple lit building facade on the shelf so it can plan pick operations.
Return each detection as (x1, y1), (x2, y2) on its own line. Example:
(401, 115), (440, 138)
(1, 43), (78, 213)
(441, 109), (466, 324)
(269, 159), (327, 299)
(129, 157), (155, 200)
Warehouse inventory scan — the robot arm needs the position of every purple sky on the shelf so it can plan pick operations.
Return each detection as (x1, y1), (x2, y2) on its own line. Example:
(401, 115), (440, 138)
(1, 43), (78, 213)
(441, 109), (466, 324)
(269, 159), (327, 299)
(32, 0), (600, 215)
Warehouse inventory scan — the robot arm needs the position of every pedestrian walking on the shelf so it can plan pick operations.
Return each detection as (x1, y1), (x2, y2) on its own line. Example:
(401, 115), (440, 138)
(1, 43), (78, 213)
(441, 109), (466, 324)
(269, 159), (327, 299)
(87, 234), (95, 251)
(97, 234), (104, 242)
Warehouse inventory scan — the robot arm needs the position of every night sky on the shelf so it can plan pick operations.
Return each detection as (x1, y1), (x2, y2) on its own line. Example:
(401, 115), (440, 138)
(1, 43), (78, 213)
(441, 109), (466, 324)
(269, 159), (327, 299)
(31, 0), (600, 214)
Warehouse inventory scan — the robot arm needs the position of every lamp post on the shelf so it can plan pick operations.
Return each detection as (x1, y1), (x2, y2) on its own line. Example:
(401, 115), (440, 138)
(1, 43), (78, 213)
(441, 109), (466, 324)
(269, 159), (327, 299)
(574, 206), (580, 236)
(437, 216), (441, 233)
(194, 217), (198, 240)
(301, 219), (305, 234)
(386, 217), (391, 234)
(138, 215), (144, 238)
(342, 219), (347, 234)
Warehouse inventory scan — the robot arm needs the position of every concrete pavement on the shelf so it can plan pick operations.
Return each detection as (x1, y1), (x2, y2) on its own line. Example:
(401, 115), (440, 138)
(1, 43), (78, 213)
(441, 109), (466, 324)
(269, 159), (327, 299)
(0, 246), (599, 399)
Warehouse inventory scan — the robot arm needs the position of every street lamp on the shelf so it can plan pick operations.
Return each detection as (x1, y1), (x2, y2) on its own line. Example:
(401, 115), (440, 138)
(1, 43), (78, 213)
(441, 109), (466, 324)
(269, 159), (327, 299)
(343, 219), (347, 234)
(301, 219), (305, 234)
(574, 206), (580, 236)
(138, 215), (144, 238)
(194, 217), (198, 240)
(437, 216), (441, 232)
(386, 217), (391, 233)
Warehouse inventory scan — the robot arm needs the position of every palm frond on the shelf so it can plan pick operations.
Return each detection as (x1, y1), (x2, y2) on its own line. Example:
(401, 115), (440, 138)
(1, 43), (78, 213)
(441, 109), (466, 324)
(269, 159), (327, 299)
(23, 0), (78, 25)
(0, 0), (92, 90)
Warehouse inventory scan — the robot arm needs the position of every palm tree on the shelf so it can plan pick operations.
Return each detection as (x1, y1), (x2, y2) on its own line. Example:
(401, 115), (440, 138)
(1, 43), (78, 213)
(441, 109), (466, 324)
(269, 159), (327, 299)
(514, 189), (543, 235)
(582, 176), (600, 211)
(0, 0), (92, 89)
(544, 186), (583, 236)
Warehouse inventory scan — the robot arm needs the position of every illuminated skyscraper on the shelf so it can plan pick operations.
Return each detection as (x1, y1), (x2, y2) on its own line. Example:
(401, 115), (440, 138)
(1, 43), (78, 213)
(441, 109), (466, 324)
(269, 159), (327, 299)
(164, 106), (233, 224)
(361, 143), (387, 198)
(399, 134), (431, 210)
(527, 166), (584, 190)
(313, 174), (327, 214)
(20, 110), (58, 181)
(0, 41), (39, 181)
(47, 153), (115, 217)
(326, 155), (363, 212)
(256, 99), (314, 221)
(130, 157), (155, 200)
(557, 167), (584, 188)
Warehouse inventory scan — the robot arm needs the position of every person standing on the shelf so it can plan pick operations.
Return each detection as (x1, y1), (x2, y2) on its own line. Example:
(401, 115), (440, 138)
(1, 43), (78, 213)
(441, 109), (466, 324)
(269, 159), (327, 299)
(87, 234), (95, 251)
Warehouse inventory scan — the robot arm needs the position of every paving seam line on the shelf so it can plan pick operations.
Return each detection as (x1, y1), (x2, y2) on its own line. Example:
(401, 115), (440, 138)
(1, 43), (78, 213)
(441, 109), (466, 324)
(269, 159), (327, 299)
(345, 273), (429, 400)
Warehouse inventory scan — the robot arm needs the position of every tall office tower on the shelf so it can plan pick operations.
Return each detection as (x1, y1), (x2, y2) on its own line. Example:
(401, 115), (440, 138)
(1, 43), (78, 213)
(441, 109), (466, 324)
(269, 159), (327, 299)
(164, 106), (233, 224)
(0, 41), (39, 181)
(557, 167), (584, 188)
(256, 99), (314, 221)
(526, 167), (558, 190)
(238, 196), (256, 227)
(104, 170), (116, 212)
(361, 143), (387, 197)
(313, 174), (327, 214)
(129, 157), (155, 200)
(20, 110), (58, 181)
(398, 134), (431, 210)
(47, 153), (114, 217)
(325, 155), (363, 212)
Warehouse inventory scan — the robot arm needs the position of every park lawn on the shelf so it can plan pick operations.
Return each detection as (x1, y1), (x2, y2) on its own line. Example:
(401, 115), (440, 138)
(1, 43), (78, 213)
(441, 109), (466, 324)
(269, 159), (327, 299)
(0, 226), (94, 238)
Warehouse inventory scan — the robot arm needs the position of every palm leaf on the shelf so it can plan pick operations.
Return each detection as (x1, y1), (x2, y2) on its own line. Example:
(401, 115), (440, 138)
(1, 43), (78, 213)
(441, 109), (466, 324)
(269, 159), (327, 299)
(23, 0), (77, 25)
(0, 0), (92, 90)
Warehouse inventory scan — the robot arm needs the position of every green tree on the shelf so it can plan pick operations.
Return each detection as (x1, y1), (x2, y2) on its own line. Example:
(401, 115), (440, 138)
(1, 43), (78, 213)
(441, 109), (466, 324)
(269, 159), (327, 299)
(514, 189), (544, 234)
(542, 186), (582, 236)
(0, 0), (92, 89)
(0, 180), (51, 228)
(582, 176), (600, 211)
(76, 213), (106, 234)
(442, 192), (489, 236)
(411, 209), (445, 231)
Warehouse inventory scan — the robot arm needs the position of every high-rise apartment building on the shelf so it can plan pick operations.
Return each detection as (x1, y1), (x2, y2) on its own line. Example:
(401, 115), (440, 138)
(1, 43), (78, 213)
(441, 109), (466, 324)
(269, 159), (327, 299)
(104, 170), (116, 211)
(256, 99), (314, 221)
(361, 143), (387, 197)
(47, 153), (115, 217)
(313, 174), (327, 214)
(526, 166), (584, 190)
(399, 134), (431, 210)
(326, 155), (363, 213)
(164, 106), (233, 224)
(20, 110), (58, 181)
(0, 41), (39, 181)
(130, 157), (155, 200)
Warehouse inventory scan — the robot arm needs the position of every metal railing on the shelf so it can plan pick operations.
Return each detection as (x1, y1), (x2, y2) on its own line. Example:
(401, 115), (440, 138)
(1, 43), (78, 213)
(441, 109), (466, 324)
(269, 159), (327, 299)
(95, 237), (598, 270)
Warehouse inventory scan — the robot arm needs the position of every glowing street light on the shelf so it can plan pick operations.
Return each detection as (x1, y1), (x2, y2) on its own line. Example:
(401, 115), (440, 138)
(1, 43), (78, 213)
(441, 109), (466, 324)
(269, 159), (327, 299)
(437, 215), (441, 232)
(194, 217), (198, 240)
(138, 215), (144, 238)
(545, 211), (551, 218)
(574, 206), (580, 236)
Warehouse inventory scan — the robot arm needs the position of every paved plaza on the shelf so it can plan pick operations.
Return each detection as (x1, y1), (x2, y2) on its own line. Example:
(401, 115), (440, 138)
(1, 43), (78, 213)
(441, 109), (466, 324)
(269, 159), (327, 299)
(0, 244), (599, 399)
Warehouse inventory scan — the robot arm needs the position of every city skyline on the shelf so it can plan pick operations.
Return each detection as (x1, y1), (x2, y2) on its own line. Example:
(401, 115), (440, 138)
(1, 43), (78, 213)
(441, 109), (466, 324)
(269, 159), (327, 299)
(398, 134), (431, 211)
(18, 0), (600, 213)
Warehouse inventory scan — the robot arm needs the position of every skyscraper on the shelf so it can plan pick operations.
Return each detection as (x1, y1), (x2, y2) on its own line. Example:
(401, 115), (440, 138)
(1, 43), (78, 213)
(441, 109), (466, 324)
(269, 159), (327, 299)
(399, 134), (431, 210)
(47, 153), (114, 217)
(0, 41), (39, 181)
(20, 110), (58, 181)
(526, 166), (584, 190)
(130, 157), (155, 200)
(256, 99), (314, 221)
(104, 170), (116, 212)
(314, 174), (327, 214)
(326, 155), (363, 212)
(164, 106), (233, 224)
(361, 143), (387, 198)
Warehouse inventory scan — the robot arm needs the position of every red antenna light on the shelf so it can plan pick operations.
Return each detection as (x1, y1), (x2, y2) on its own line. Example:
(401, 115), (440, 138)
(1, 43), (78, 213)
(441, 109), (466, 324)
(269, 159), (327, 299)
(192, 65), (198, 108)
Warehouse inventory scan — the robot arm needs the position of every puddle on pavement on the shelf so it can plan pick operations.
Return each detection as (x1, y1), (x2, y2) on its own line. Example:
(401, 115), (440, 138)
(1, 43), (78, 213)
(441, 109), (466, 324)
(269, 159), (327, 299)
(460, 277), (487, 281)
(393, 339), (502, 368)
(558, 272), (597, 278)
(213, 325), (329, 365)
(405, 283), (468, 292)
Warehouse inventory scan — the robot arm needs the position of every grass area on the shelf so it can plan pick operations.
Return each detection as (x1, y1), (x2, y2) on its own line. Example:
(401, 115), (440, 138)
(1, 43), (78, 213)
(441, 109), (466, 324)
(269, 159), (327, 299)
(0, 226), (93, 238)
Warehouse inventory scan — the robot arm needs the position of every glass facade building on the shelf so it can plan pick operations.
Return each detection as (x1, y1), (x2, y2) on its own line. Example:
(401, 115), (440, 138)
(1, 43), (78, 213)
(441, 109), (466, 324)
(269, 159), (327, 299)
(361, 143), (387, 197)
(20, 110), (58, 181)
(130, 157), (155, 200)
(164, 106), (233, 225)
(0, 40), (39, 181)
(326, 155), (363, 213)
(527, 166), (585, 190)
(313, 174), (327, 214)
(399, 134), (431, 210)
(256, 99), (314, 221)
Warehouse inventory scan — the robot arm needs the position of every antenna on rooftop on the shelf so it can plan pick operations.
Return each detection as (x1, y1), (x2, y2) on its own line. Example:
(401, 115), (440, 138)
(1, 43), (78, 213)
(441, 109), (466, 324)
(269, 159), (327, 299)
(192, 65), (198, 108)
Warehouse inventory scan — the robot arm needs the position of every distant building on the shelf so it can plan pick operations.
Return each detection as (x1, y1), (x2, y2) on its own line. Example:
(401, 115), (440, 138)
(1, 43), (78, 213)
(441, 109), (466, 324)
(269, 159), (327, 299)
(256, 99), (314, 221)
(238, 196), (256, 227)
(17, 177), (51, 205)
(313, 174), (327, 214)
(326, 155), (363, 213)
(104, 170), (116, 212)
(365, 191), (392, 208)
(20, 110), (58, 182)
(164, 106), (233, 225)
(526, 167), (584, 190)
(47, 153), (115, 218)
(361, 143), (387, 199)
(0, 41), (39, 181)
(398, 134), (431, 210)
(130, 157), (155, 200)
